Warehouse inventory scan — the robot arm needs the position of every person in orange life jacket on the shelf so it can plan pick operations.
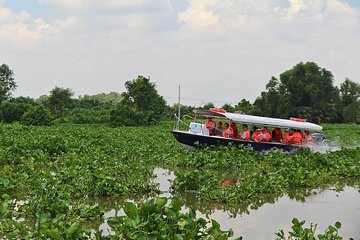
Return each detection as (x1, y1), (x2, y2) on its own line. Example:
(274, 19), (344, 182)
(250, 126), (257, 137)
(290, 129), (303, 145)
(222, 123), (235, 138)
(303, 130), (314, 145)
(282, 128), (293, 144)
(230, 121), (238, 138)
(239, 124), (251, 140)
(205, 116), (216, 135)
(259, 126), (271, 142)
(216, 121), (223, 130)
(252, 129), (262, 142)
(271, 127), (283, 142)
(215, 121), (223, 136)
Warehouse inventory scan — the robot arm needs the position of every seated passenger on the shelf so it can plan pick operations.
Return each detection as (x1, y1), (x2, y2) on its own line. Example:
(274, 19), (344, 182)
(222, 123), (235, 138)
(239, 124), (251, 140)
(214, 121), (223, 136)
(260, 127), (271, 142)
(230, 121), (238, 138)
(205, 116), (216, 135)
(216, 121), (223, 130)
(271, 127), (283, 142)
(303, 130), (314, 145)
(282, 128), (293, 144)
(252, 129), (262, 142)
(291, 129), (303, 145)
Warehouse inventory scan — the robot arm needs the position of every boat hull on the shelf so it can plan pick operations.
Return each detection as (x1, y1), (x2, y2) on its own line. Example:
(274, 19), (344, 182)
(171, 130), (301, 152)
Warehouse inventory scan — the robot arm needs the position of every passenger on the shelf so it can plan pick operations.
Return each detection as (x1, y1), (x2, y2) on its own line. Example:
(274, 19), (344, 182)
(205, 116), (216, 135)
(260, 127), (271, 142)
(239, 124), (251, 140)
(282, 128), (293, 144)
(250, 126), (257, 137)
(216, 121), (223, 130)
(271, 127), (283, 142)
(252, 129), (262, 142)
(291, 129), (303, 145)
(222, 123), (235, 138)
(230, 121), (238, 138)
(215, 121), (223, 136)
(303, 130), (314, 145)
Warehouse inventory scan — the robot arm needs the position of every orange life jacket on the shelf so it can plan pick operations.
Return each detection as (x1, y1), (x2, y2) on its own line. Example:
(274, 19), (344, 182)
(272, 128), (283, 141)
(216, 124), (223, 130)
(240, 129), (251, 140)
(206, 119), (215, 135)
(260, 132), (271, 142)
(223, 127), (235, 138)
(252, 131), (261, 142)
(292, 132), (303, 145)
(283, 133), (292, 143)
(230, 123), (238, 138)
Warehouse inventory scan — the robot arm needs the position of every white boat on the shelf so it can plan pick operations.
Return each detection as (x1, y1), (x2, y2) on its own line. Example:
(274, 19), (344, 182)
(171, 108), (324, 151)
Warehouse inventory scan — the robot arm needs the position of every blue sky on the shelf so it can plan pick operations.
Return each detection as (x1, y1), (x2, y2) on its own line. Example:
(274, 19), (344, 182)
(1, 0), (359, 106)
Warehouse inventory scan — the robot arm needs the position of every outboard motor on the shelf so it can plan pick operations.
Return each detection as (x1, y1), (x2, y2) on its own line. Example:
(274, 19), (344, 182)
(312, 133), (325, 143)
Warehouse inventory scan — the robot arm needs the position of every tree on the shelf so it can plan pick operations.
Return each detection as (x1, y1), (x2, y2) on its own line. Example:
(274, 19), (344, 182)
(1, 102), (32, 123)
(202, 102), (215, 110)
(110, 104), (147, 127)
(340, 78), (360, 123)
(0, 64), (17, 103)
(235, 98), (253, 114)
(253, 62), (341, 123)
(221, 103), (235, 112)
(47, 87), (74, 116)
(21, 105), (53, 126)
(111, 76), (166, 126)
(278, 62), (340, 122)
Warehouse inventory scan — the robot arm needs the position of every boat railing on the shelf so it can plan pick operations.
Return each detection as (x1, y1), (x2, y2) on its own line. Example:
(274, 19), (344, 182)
(174, 113), (192, 131)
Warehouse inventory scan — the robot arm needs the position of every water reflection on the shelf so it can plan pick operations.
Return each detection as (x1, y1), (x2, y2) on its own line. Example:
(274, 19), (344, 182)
(152, 168), (360, 239)
(96, 168), (359, 239)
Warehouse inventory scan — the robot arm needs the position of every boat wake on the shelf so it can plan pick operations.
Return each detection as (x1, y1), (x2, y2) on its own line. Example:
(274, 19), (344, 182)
(309, 137), (360, 153)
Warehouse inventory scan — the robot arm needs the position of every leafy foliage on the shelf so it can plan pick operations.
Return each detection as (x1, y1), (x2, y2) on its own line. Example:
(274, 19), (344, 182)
(113, 75), (166, 126)
(252, 62), (341, 123)
(0, 64), (17, 103)
(275, 218), (343, 240)
(0, 102), (32, 123)
(0, 122), (358, 238)
(47, 87), (74, 116)
(107, 197), (238, 239)
(340, 78), (360, 123)
(21, 105), (53, 126)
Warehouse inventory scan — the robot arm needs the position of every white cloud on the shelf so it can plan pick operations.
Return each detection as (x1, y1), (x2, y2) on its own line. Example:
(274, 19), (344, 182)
(1, 0), (359, 106)
(0, 4), (80, 44)
(178, 0), (220, 28)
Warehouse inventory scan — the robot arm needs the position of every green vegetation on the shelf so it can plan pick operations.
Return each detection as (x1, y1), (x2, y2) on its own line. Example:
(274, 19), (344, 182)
(0, 64), (17, 103)
(275, 218), (343, 240)
(1, 62), (359, 126)
(0, 122), (358, 238)
(0, 61), (359, 238)
(107, 197), (237, 240)
(251, 62), (359, 123)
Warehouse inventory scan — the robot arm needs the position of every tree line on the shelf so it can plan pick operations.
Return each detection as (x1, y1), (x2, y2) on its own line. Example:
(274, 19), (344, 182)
(0, 62), (359, 126)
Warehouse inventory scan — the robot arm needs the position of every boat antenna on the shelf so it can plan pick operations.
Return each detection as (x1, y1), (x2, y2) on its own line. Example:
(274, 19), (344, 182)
(177, 84), (181, 129)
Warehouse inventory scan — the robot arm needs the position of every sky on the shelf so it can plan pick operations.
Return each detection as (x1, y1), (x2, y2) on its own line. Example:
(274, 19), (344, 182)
(1, 0), (359, 107)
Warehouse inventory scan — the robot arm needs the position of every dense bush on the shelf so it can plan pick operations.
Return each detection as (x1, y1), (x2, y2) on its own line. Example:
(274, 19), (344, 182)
(1, 102), (32, 123)
(21, 105), (53, 126)
(110, 104), (149, 127)
(68, 108), (110, 124)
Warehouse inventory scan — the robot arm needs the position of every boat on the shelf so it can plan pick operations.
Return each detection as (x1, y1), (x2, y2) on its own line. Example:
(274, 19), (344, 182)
(171, 108), (324, 152)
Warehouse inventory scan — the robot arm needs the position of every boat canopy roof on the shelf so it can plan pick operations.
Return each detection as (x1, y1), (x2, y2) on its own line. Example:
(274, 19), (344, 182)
(193, 109), (323, 132)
